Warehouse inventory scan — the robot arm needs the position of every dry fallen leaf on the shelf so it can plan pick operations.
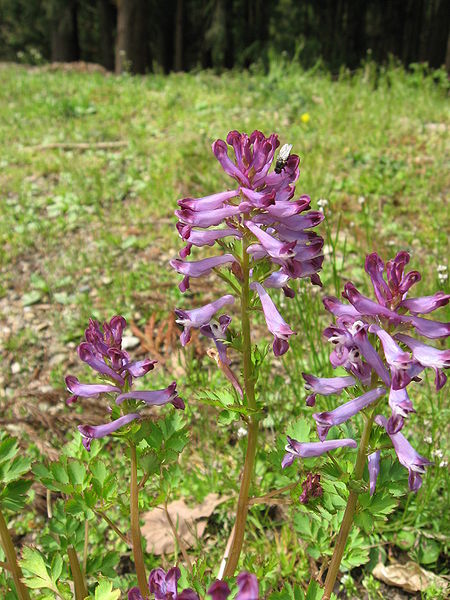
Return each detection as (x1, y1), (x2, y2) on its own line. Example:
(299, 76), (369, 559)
(373, 561), (448, 594)
(142, 493), (230, 555)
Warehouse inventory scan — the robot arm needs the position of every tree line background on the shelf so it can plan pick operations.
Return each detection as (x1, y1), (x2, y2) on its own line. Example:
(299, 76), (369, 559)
(1, 0), (449, 73)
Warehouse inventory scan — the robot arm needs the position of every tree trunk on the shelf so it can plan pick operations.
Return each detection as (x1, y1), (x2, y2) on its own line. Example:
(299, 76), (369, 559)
(51, 0), (79, 62)
(115, 0), (150, 74)
(174, 0), (183, 71)
(98, 0), (116, 70)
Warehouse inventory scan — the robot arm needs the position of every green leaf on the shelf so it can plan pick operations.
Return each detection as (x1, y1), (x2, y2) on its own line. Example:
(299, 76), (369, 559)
(305, 579), (324, 600)
(20, 547), (60, 593)
(51, 463), (70, 485)
(67, 461), (86, 487)
(0, 479), (32, 511)
(394, 529), (415, 551)
(51, 553), (63, 581)
(286, 419), (311, 443)
(90, 460), (108, 486)
(93, 579), (121, 600)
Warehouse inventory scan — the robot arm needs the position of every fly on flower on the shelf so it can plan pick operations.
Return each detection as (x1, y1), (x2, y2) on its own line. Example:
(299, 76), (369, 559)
(274, 143), (293, 174)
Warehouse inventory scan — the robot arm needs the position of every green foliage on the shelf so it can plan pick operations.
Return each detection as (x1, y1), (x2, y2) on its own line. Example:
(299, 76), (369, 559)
(20, 547), (71, 598)
(0, 434), (32, 512)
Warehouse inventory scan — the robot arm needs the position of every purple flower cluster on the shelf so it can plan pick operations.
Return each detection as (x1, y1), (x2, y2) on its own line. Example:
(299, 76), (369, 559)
(298, 252), (449, 491)
(172, 130), (324, 358)
(65, 316), (184, 451)
(128, 567), (258, 600)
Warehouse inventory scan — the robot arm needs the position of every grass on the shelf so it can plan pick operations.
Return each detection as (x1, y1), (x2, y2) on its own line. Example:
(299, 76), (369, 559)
(0, 60), (449, 597)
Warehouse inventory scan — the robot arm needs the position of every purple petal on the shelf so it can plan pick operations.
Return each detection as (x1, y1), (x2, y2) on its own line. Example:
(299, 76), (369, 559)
(282, 436), (357, 466)
(375, 415), (432, 492)
(175, 205), (241, 229)
(65, 375), (120, 404)
(402, 315), (450, 339)
(401, 291), (450, 315)
(175, 294), (235, 346)
(170, 255), (236, 278)
(178, 189), (239, 211)
(313, 387), (386, 441)
(123, 359), (157, 378)
(250, 282), (295, 356)
(77, 342), (125, 385)
(116, 382), (184, 409)
(368, 451), (380, 496)
(128, 588), (144, 600)
(351, 323), (391, 387)
(236, 572), (259, 600)
(365, 253), (391, 306)
(343, 283), (400, 321)
(322, 296), (361, 318)
(177, 590), (200, 600)
(207, 580), (231, 600)
(302, 373), (356, 396)
(78, 413), (140, 451)
(246, 221), (296, 259)
(212, 139), (251, 186)
(240, 187), (275, 209)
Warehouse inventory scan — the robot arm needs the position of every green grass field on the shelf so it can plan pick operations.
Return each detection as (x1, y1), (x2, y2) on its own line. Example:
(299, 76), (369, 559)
(0, 61), (449, 598)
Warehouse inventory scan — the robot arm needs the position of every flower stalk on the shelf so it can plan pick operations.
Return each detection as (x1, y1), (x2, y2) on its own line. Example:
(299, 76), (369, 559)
(223, 231), (259, 578)
(0, 509), (31, 600)
(130, 443), (148, 599)
(67, 545), (88, 600)
(322, 411), (375, 599)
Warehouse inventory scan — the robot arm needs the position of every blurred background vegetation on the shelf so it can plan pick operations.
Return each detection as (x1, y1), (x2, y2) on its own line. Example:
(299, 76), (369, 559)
(0, 0), (449, 74)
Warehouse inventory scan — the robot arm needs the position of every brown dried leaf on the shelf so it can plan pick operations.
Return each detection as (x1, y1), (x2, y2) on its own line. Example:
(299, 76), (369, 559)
(142, 493), (230, 555)
(372, 561), (448, 594)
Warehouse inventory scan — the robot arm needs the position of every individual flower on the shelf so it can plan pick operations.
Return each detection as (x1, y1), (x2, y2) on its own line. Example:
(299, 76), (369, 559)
(65, 316), (184, 451)
(368, 451), (380, 496)
(250, 282), (295, 356)
(313, 388), (386, 441)
(375, 415), (432, 491)
(129, 567), (199, 600)
(208, 572), (259, 600)
(281, 436), (357, 468)
(298, 472), (323, 504)
(174, 295), (235, 346)
(302, 372), (356, 406)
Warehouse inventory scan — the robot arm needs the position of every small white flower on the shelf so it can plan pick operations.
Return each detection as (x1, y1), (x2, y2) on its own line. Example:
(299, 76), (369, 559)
(424, 436), (432, 444)
(237, 427), (247, 438)
(432, 449), (444, 459)
(358, 196), (366, 205)
(439, 459), (448, 468)
(317, 198), (328, 213)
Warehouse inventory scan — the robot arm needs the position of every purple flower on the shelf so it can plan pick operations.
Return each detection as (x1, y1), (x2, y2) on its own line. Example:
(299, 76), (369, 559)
(235, 572), (259, 600)
(400, 291), (450, 315)
(396, 333), (450, 390)
(375, 415), (432, 491)
(178, 227), (242, 258)
(65, 375), (121, 405)
(66, 316), (184, 451)
(250, 282), (295, 356)
(200, 314), (232, 365)
(313, 387), (386, 441)
(208, 581), (231, 600)
(368, 451), (380, 496)
(387, 387), (416, 434)
(178, 190), (239, 211)
(78, 413), (140, 451)
(148, 567), (199, 600)
(170, 255), (237, 292)
(207, 572), (259, 600)
(116, 382), (184, 410)
(281, 436), (357, 468)
(302, 373), (356, 406)
(175, 295), (235, 346)
(368, 325), (416, 390)
(299, 472), (323, 504)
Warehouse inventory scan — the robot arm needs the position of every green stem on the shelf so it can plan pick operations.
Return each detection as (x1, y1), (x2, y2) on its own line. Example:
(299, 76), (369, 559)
(0, 509), (31, 600)
(223, 232), (259, 578)
(323, 412), (375, 599)
(67, 545), (88, 600)
(130, 444), (148, 598)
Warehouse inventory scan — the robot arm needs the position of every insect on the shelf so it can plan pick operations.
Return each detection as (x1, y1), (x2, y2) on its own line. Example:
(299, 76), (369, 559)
(274, 143), (293, 174)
